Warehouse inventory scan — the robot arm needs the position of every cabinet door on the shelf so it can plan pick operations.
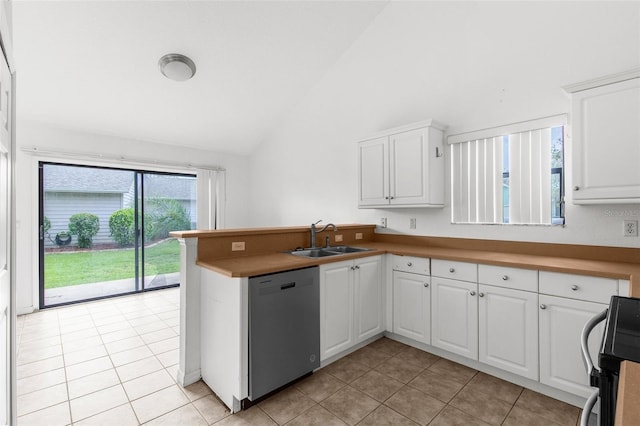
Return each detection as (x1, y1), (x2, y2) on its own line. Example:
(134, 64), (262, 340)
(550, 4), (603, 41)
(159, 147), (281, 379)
(355, 256), (383, 343)
(478, 285), (538, 380)
(358, 137), (389, 207)
(539, 294), (607, 398)
(389, 127), (444, 206)
(431, 277), (478, 359)
(572, 78), (640, 203)
(320, 260), (354, 360)
(393, 271), (430, 344)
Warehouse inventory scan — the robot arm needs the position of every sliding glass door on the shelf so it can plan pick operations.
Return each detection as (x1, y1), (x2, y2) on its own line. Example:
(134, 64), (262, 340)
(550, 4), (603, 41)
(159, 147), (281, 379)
(39, 163), (196, 308)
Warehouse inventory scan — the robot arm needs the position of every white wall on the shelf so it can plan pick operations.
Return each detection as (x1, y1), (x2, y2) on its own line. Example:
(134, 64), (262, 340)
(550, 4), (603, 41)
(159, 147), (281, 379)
(15, 121), (251, 313)
(248, 2), (640, 248)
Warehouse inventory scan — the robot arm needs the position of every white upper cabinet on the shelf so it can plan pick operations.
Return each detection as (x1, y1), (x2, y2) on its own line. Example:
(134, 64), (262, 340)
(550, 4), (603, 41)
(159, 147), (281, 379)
(565, 70), (640, 204)
(358, 120), (446, 208)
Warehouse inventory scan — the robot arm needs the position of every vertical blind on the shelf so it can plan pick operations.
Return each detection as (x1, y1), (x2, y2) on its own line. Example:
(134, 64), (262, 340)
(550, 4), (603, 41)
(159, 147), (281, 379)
(448, 115), (566, 225)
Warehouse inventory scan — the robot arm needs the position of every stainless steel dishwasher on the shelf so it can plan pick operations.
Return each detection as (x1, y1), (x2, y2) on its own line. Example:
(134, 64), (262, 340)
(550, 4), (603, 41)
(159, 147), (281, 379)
(248, 266), (320, 401)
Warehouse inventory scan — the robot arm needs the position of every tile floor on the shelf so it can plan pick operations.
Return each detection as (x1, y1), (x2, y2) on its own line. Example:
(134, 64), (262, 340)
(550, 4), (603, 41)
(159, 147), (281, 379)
(16, 288), (583, 425)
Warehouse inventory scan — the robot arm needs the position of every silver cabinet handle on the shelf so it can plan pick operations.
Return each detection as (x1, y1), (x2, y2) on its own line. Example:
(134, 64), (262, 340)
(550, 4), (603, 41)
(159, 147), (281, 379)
(478, 292), (485, 297)
(423, 283), (429, 288)
(355, 265), (360, 270)
(540, 304), (546, 309)
(385, 196), (389, 200)
(502, 275), (508, 281)
(470, 291), (476, 296)
(571, 285), (579, 291)
(350, 266), (355, 270)
(390, 196), (395, 200)
(574, 186), (580, 191)
(449, 268), (455, 273)
(407, 262), (413, 267)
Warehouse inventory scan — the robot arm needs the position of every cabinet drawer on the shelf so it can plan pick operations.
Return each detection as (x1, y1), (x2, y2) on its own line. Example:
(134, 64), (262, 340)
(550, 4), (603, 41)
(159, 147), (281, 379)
(432, 259), (477, 282)
(478, 264), (537, 292)
(539, 271), (618, 304)
(391, 255), (429, 275)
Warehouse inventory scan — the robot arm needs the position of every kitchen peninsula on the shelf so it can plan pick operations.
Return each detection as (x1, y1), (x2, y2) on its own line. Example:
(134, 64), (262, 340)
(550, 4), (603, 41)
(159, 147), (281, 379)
(170, 225), (640, 423)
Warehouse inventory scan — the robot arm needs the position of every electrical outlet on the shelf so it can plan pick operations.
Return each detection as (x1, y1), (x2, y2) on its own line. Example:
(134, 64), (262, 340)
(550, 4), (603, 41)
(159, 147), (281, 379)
(380, 217), (387, 228)
(409, 218), (416, 229)
(623, 220), (638, 237)
(355, 232), (363, 240)
(335, 234), (343, 242)
(231, 241), (246, 251)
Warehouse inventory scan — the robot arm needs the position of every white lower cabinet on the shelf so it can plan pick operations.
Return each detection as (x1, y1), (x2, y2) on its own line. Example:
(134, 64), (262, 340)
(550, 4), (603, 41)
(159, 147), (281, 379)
(393, 271), (430, 344)
(539, 294), (607, 398)
(431, 276), (478, 360)
(478, 284), (538, 380)
(320, 256), (382, 361)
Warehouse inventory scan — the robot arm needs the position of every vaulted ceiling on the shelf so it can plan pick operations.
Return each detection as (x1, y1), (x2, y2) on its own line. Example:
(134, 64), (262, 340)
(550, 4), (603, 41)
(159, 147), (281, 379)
(12, 1), (387, 155)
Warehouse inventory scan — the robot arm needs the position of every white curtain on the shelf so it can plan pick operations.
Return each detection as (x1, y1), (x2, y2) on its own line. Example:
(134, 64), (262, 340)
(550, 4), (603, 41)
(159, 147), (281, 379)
(196, 169), (225, 230)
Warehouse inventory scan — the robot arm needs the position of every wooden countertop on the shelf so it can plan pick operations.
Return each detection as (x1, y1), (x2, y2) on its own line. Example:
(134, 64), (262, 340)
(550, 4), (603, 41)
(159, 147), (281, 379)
(187, 230), (640, 424)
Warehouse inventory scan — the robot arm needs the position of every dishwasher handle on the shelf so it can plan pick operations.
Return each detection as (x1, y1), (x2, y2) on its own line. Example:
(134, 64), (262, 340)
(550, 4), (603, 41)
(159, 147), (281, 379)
(581, 309), (608, 376)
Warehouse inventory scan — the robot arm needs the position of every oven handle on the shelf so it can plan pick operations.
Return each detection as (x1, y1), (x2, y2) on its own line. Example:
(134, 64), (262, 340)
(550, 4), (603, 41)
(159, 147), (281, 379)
(580, 388), (600, 426)
(581, 309), (607, 375)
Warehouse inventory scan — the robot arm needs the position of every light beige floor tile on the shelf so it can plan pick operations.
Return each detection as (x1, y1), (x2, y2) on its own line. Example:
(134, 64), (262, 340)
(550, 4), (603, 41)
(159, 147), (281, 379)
(125, 313), (158, 326)
(17, 335), (61, 352)
(171, 325), (180, 334)
(17, 368), (66, 396)
(100, 327), (139, 344)
(165, 364), (180, 383)
(156, 309), (179, 321)
(17, 355), (64, 380)
(110, 345), (154, 367)
(60, 327), (99, 344)
(64, 345), (108, 366)
(148, 336), (179, 355)
(134, 321), (168, 335)
(163, 317), (180, 328)
(155, 348), (179, 367)
(130, 384), (190, 423)
(320, 386), (380, 426)
(65, 356), (114, 381)
(91, 313), (127, 327)
(104, 335), (145, 355)
(68, 368), (120, 400)
(69, 384), (128, 422)
(116, 355), (164, 382)
(16, 344), (62, 365)
(97, 321), (133, 335)
(73, 403), (138, 426)
(62, 336), (104, 353)
(181, 380), (214, 402)
(192, 394), (231, 424)
(16, 401), (71, 426)
(140, 328), (177, 345)
(59, 318), (95, 334)
(145, 404), (208, 426)
(122, 369), (174, 401)
(17, 382), (68, 417)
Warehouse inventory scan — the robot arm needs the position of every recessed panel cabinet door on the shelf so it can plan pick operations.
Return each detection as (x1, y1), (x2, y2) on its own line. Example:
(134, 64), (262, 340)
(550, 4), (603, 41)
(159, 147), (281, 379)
(478, 285), (538, 380)
(539, 294), (607, 398)
(390, 128), (430, 205)
(320, 260), (354, 360)
(354, 256), (383, 343)
(393, 271), (430, 344)
(358, 137), (389, 207)
(431, 277), (478, 360)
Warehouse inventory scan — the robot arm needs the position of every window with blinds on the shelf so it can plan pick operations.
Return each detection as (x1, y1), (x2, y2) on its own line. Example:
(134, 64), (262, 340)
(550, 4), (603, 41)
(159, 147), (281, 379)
(448, 115), (566, 225)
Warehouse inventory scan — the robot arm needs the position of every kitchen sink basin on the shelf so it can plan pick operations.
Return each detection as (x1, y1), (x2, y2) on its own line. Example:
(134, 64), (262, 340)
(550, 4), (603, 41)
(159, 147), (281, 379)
(288, 246), (373, 258)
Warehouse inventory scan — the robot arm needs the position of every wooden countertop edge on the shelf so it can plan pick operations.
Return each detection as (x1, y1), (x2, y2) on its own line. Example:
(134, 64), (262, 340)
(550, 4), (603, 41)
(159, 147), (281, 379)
(616, 361), (640, 425)
(170, 223), (376, 239)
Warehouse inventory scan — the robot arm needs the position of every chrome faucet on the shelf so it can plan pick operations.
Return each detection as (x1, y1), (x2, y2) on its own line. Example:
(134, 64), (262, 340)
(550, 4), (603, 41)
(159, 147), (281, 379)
(310, 220), (338, 248)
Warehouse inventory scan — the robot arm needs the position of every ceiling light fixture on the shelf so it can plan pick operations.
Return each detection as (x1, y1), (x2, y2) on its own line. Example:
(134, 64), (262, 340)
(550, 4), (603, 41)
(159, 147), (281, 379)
(158, 53), (196, 81)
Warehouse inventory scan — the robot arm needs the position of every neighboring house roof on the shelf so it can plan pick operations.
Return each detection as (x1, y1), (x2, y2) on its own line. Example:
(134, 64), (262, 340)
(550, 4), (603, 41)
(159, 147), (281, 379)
(44, 165), (133, 193)
(144, 174), (196, 200)
(44, 165), (196, 199)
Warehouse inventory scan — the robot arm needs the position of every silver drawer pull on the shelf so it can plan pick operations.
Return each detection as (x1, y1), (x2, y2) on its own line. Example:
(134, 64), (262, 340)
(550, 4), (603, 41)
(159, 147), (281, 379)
(540, 304), (547, 310)
(571, 285), (579, 291)
(478, 292), (485, 297)
(449, 268), (455, 273)
(470, 291), (476, 296)
(424, 283), (429, 288)
(407, 262), (413, 267)
(502, 275), (508, 280)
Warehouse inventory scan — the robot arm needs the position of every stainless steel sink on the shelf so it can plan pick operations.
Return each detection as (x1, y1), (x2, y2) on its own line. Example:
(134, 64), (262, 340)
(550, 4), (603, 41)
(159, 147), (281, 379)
(288, 246), (373, 258)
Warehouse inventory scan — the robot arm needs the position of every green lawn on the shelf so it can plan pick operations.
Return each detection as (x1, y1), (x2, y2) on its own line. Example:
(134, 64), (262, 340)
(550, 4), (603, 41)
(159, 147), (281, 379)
(44, 238), (180, 288)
